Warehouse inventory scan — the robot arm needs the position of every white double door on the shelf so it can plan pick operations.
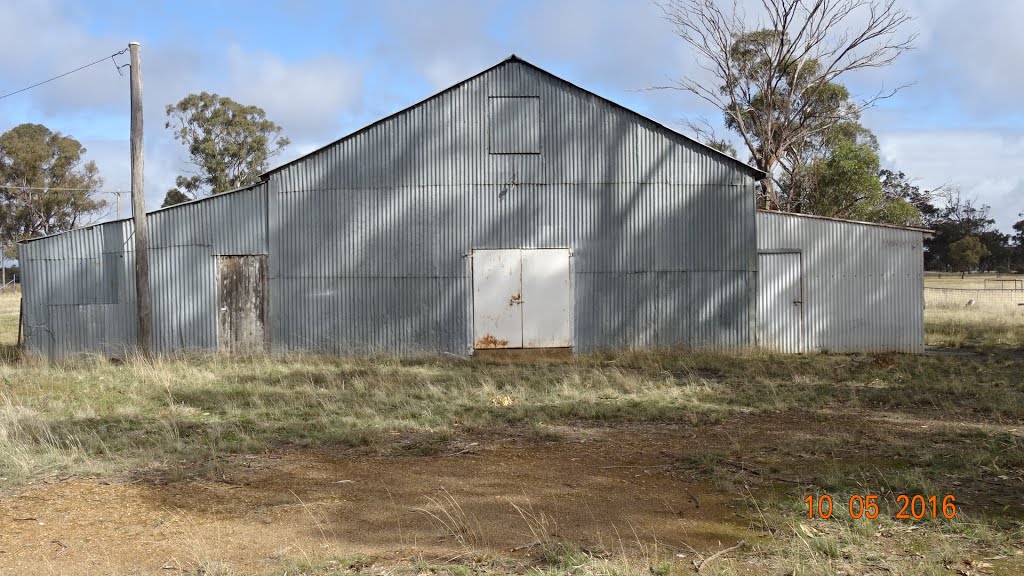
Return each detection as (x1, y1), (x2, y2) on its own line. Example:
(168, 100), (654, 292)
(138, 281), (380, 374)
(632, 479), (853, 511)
(472, 249), (573, 349)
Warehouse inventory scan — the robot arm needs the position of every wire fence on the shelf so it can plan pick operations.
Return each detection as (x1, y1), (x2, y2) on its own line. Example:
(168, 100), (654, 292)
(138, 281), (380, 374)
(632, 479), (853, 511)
(984, 279), (1024, 290)
(924, 287), (1024, 309)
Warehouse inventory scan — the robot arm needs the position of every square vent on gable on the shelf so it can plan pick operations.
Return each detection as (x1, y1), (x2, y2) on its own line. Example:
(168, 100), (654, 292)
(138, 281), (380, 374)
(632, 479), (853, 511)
(488, 96), (540, 154)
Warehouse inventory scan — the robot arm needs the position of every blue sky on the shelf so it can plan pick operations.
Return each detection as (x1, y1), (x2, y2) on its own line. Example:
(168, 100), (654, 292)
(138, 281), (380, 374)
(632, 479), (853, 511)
(1, 0), (1022, 232)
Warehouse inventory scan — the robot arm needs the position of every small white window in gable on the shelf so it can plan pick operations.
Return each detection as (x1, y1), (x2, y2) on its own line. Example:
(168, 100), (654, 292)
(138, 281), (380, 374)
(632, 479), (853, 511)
(488, 96), (540, 154)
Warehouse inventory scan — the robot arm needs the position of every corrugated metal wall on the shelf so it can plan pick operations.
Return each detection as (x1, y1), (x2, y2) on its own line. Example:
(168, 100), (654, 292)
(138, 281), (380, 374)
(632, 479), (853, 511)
(20, 221), (137, 358)
(756, 211), (925, 353)
(21, 184), (268, 358)
(267, 59), (757, 354)
(757, 251), (804, 353)
(21, 58), (759, 358)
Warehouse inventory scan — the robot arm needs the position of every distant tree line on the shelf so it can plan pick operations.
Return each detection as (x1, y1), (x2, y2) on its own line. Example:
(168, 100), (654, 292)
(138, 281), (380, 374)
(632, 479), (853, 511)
(915, 188), (1024, 274)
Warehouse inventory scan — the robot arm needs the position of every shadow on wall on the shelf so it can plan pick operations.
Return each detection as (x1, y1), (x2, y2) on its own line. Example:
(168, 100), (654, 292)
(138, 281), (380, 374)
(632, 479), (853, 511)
(757, 213), (925, 353)
(25, 61), (756, 358)
(269, 61), (754, 355)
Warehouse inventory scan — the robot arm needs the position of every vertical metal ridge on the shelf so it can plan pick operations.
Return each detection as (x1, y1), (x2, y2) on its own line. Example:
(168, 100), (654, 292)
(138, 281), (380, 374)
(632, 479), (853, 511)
(25, 62), (759, 357)
(757, 211), (925, 353)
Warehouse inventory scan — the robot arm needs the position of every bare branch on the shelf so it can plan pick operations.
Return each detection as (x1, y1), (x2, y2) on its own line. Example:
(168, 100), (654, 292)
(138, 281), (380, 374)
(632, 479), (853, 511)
(655, 0), (916, 212)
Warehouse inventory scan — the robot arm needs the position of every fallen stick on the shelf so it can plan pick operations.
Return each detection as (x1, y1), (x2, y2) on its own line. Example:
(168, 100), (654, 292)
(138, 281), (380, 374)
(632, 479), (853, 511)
(511, 540), (541, 552)
(447, 442), (479, 457)
(696, 540), (746, 573)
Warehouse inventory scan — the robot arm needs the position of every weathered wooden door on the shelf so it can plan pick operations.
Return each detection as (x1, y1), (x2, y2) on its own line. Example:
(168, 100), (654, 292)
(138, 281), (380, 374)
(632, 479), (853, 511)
(757, 251), (804, 353)
(216, 255), (269, 353)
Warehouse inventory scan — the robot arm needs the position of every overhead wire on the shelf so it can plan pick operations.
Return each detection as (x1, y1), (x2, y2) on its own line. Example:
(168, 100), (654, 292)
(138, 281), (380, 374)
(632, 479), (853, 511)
(0, 47), (135, 226)
(0, 184), (128, 194)
(0, 47), (129, 101)
(0, 47), (133, 197)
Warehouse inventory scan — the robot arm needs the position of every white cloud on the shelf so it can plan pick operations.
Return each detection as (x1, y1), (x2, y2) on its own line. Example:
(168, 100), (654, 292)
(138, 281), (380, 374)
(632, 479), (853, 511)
(348, 0), (502, 90)
(879, 130), (1024, 231)
(508, 0), (692, 88)
(857, 0), (1024, 124)
(223, 46), (364, 144)
(1, 0), (1022, 234)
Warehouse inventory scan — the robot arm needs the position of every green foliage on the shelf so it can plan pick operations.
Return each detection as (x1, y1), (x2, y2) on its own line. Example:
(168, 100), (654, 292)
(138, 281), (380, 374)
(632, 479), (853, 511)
(719, 30), (860, 207)
(724, 32), (855, 156)
(165, 92), (289, 197)
(919, 192), (1017, 272)
(663, 0), (913, 220)
(879, 170), (936, 224)
(948, 236), (991, 274)
(161, 188), (191, 208)
(1013, 216), (1024, 271)
(787, 128), (921, 226)
(803, 136), (882, 219)
(718, 30), (925, 227)
(0, 123), (107, 252)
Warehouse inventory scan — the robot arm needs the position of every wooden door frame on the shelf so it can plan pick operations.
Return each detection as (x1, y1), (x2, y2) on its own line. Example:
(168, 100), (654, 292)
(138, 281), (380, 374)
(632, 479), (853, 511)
(214, 254), (270, 353)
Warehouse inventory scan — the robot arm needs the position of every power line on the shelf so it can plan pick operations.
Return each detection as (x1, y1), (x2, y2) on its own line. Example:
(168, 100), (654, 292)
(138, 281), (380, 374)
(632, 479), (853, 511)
(0, 47), (129, 101)
(0, 184), (129, 195)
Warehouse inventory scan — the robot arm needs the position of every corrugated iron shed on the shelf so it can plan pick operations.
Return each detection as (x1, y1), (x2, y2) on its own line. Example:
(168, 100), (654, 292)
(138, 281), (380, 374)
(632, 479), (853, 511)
(17, 55), (932, 359)
(756, 210), (927, 353)
(21, 55), (763, 358)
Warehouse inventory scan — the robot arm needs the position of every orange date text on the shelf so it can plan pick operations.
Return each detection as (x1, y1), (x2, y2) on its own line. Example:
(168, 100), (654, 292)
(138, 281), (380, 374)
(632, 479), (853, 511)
(803, 494), (957, 520)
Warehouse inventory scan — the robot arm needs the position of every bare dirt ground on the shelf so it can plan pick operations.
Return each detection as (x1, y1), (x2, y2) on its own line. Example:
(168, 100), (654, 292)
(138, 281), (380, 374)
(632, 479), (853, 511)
(1, 421), (760, 575)
(2, 406), (1022, 576)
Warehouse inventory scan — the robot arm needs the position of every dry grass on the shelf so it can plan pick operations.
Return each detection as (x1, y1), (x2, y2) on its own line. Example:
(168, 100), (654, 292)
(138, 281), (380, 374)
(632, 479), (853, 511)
(926, 304), (1024, 348)
(923, 271), (1024, 348)
(0, 291), (1022, 575)
(0, 341), (1021, 489)
(0, 288), (20, 361)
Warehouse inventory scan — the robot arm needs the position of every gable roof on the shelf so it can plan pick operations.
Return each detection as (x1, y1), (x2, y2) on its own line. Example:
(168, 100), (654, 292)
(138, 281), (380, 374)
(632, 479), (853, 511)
(261, 54), (766, 181)
(22, 55), (766, 247)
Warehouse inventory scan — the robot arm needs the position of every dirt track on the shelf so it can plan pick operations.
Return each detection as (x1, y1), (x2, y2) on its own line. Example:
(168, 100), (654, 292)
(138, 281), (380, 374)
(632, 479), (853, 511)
(0, 425), (752, 575)
(3, 410), (1021, 576)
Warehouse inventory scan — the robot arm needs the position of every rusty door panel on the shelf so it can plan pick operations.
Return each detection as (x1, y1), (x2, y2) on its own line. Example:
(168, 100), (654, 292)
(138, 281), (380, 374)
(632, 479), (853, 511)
(472, 249), (523, 349)
(472, 248), (573, 350)
(216, 255), (269, 353)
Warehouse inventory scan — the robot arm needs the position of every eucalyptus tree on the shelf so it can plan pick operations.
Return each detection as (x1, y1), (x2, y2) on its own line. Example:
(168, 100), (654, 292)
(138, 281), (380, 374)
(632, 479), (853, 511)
(659, 0), (916, 210)
(163, 92), (289, 206)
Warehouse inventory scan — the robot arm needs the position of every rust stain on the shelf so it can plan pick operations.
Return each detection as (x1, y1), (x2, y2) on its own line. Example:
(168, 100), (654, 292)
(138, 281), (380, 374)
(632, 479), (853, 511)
(476, 334), (509, 349)
(510, 294), (521, 301)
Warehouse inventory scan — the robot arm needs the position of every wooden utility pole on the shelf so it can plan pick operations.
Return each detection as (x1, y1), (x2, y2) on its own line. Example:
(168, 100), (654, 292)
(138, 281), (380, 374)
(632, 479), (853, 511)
(129, 41), (152, 356)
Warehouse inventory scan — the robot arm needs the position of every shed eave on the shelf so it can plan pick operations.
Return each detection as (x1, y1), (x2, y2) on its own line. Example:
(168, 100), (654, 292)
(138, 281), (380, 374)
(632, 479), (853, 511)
(757, 209), (934, 235)
(19, 180), (266, 245)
